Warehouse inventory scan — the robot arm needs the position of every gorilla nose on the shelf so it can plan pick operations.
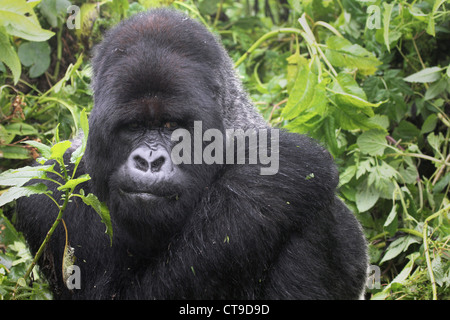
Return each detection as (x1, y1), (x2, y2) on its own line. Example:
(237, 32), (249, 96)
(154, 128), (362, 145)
(129, 147), (172, 174)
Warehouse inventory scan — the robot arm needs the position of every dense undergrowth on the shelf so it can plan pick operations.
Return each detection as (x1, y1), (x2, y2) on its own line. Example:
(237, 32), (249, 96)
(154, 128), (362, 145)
(0, 0), (449, 300)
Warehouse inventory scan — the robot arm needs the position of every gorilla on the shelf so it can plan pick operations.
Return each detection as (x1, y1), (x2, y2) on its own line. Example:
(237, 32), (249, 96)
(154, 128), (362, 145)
(16, 8), (368, 299)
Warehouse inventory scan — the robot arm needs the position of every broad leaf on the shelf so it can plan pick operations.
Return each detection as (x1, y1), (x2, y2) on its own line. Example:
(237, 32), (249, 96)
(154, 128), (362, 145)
(404, 67), (443, 83)
(0, 0), (54, 42)
(356, 182), (380, 212)
(379, 236), (420, 264)
(0, 165), (53, 187)
(57, 174), (90, 191)
(79, 193), (113, 245)
(4, 122), (38, 136)
(0, 145), (31, 159)
(0, 183), (50, 207)
(18, 41), (51, 78)
(50, 140), (72, 160)
(282, 62), (318, 120)
(24, 140), (52, 159)
(325, 36), (381, 75)
(357, 129), (388, 156)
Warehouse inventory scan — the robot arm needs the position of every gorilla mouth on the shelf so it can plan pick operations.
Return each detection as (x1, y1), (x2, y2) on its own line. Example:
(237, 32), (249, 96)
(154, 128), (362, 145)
(118, 188), (179, 201)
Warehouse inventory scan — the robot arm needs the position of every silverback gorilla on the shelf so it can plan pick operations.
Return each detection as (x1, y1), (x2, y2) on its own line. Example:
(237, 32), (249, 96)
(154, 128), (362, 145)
(16, 9), (368, 299)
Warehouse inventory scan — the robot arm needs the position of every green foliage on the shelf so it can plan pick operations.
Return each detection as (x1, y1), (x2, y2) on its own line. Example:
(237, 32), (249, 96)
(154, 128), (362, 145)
(201, 0), (450, 300)
(0, 110), (111, 299)
(0, 0), (449, 300)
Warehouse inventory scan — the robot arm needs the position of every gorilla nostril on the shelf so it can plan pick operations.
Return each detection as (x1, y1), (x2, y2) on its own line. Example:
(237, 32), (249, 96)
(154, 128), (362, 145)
(133, 155), (149, 172)
(150, 156), (165, 172)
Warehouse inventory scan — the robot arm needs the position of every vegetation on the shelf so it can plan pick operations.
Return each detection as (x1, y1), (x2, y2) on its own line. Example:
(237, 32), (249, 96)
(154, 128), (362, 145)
(0, 0), (449, 300)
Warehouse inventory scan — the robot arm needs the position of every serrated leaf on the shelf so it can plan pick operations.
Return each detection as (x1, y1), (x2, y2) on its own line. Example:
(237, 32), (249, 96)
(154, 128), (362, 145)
(79, 193), (113, 245)
(282, 62), (318, 120)
(50, 140), (72, 160)
(0, 183), (49, 207)
(23, 140), (51, 159)
(57, 174), (90, 191)
(357, 129), (388, 156)
(332, 102), (381, 131)
(0, 165), (53, 187)
(404, 67), (443, 83)
(0, 0), (54, 42)
(325, 36), (381, 75)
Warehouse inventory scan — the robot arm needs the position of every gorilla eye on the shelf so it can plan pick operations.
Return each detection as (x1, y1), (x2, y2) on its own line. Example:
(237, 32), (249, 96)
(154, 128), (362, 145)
(126, 123), (141, 131)
(164, 121), (178, 130)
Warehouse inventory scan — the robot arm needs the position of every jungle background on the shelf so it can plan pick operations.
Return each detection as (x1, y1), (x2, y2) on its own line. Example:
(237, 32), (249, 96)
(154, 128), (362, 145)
(0, 0), (449, 300)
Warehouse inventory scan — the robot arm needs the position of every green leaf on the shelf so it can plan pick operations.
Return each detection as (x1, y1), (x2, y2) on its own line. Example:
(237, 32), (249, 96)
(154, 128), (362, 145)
(427, 0), (447, 36)
(0, 0), (55, 41)
(384, 204), (398, 236)
(325, 36), (381, 75)
(50, 140), (72, 160)
(379, 236), (420, 265)
(0, 27), (21, 84)
(4, 122), (38, 136)
(393, 121), (421, 142)
(339, 165), (356, 186)
(18, 41), (51, 78)
(356, 182), (380, 212)
(71, 109), (89, 164)
(424, 78), (447, 100)
(0, 183), (49, 207)
(0, 124), (15, 144)
(357, 129), (388, 156)
(38, 0), (72, 28)
(282, 62), (318, 120)
(427, 132), (444, 154)
(0, 145), (30, 159)
(382, 2), (394, 52)
(0, 165), (53, 187)
(79, 193), (113, 245)
(421, 114), (438, 134)
(24, 140), (52, 159)
(332, 102), (381, 131)
(404, 67), (443, 83)
(57, 174), (90, 191)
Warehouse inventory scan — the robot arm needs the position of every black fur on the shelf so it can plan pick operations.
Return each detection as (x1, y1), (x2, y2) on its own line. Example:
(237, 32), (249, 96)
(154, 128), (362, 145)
(16, 9), (367, 299)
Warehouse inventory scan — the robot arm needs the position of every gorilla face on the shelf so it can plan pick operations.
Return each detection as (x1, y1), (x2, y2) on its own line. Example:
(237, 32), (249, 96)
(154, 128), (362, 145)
(84, 11), (229, 251)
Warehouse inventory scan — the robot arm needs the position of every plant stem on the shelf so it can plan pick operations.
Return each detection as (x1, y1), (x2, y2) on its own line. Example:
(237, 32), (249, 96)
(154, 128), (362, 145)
(422, 204), (450, 300)
(12, 191), (70, 299)
(234, 28), (303, 68)
(53, 20), (63, 80)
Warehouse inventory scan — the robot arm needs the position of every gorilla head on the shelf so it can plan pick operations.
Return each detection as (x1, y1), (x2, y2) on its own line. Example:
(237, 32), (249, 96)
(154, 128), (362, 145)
(85, 9), (266, 253)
